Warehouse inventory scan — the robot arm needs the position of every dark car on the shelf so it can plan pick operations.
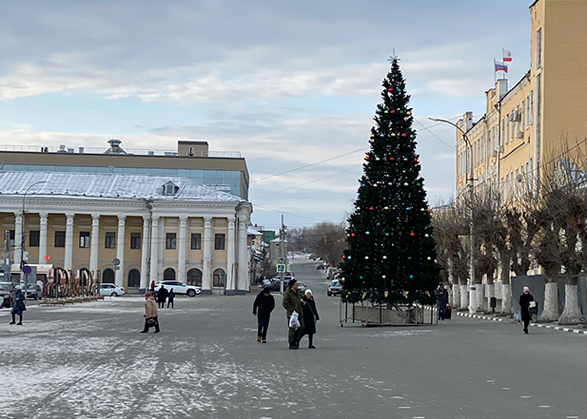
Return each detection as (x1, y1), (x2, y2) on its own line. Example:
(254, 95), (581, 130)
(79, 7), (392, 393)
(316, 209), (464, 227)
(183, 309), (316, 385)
(0, 282), (14, 308)
(327, 279), (343, 296)
(24, 283), (42, 300)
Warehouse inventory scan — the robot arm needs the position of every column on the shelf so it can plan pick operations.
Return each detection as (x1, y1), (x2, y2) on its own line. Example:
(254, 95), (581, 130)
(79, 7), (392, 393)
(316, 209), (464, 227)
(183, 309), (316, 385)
(149, 216), (160, 286)
(89, 214), (100, 276)
(64, 213), (74, 271)
(115, 215), (126, 287)
(202, 216), (212, 291)
(178, 216), (188, 283)
(38, 212), (48, 264)
(140, 216), (150, 290)
(237, 215), (248, 291)
(226, 218), (236, 291)
(14, 212), (22, 266)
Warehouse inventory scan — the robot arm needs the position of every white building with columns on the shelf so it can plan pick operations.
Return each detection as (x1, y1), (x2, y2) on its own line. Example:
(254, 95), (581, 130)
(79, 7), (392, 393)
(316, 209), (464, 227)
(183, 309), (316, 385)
(0, 171), (252, 294)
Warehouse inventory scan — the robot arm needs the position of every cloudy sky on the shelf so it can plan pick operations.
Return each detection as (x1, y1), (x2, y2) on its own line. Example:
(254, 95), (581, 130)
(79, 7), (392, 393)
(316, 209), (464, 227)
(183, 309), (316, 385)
(0, 0), (533, 230)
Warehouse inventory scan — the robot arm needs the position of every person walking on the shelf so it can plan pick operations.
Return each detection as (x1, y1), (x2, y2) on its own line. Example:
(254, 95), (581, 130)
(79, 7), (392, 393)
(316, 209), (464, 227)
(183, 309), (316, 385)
(437, 284), (449, 321)
(302, 289), (320, 349)
(157, 284), (168, 309)
(167, 288), (175, 309)
(253, 287), (276, 343)
(519, 286), (535, 334)
(150, 280), (155, 292)
(282, 278), (305, 349)
(141, 292), (160, 333)
(9, 286), (26, 325)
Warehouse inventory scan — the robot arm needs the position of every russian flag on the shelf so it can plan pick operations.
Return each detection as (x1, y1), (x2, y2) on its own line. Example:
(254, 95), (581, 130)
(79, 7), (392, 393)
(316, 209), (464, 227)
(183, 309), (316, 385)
(503, 49), (512, 62)
(494, 60), (508, 73)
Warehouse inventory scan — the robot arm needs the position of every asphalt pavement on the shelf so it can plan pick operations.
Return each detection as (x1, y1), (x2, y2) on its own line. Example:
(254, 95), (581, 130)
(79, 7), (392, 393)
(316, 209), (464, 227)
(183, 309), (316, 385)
(1, 257), (586, 419)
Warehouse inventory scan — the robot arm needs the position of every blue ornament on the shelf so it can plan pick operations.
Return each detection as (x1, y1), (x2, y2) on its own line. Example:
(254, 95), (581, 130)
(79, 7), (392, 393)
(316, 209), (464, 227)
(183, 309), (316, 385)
(410, 275), (414, 279)
(366, 231), (370, 235)
(407, 207), (411, 210)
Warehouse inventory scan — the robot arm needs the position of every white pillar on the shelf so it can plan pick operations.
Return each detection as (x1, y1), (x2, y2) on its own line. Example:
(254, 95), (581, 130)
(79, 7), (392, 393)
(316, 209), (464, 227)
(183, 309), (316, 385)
(178, 216), (188, 283)
(237, 216), (248, 291)
(227, 218), (236, 291)
(203, 216), (212, 291)
(140, 216), (150, 290)
(90, 214), (100, 275)
(149, 216), (160, 286)
(38, 212), (48, 264)
(14, 212), (23, 266)
(115, 215), (126, 287)
(64, 213), (74, 271)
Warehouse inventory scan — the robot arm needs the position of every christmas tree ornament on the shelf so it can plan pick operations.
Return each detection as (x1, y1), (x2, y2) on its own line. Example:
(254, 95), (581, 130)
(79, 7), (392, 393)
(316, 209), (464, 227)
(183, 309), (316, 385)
(410, 232), (415, 237)
(366, 231), (370, 235)
(401, 133), (407, 138)
(382, 255), (387, 259)
(370, 207), (374, 210)
(384, 110), (389, 114)
(370, 134), (375, 138)
(404, 182), (409, 186)
(384, 206), (389, 210)
(383, 276), (387, 280)
(390, 157), (395, 161)
(414, 158), (419, 162)
(427, 257), (432, 261)
(364, 156), (370, 161)
(391, 110), (396, 114)
(365, 256), (369, 260)
(425, 234), (429, 238)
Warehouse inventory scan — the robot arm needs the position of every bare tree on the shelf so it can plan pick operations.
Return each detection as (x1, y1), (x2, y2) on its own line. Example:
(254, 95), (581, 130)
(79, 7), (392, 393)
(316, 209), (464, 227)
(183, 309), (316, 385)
(287, 222), (347, 266)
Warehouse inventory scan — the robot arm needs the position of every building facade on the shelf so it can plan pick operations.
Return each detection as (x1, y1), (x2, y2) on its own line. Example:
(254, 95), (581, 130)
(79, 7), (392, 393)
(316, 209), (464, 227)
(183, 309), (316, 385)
(455, 0), (587, 203)
(1, 171), (252, 294)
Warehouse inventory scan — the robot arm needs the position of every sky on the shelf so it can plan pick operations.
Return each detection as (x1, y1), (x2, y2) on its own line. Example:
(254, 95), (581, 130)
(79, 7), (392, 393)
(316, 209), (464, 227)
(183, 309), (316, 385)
(0, 0), (533, 231)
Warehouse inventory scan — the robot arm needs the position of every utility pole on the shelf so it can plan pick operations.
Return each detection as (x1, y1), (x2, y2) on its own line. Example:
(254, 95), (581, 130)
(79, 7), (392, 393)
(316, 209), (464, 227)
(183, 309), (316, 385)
(279, 214), (287, 294)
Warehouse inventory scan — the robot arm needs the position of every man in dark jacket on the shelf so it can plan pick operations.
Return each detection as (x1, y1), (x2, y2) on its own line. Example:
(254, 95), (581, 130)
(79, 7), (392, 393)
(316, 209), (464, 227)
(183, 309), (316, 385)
(437, 284), (449, 320)
(157, 285), (168, 309)
(282, 278), (305, 349)
(253, 287), (276, 343)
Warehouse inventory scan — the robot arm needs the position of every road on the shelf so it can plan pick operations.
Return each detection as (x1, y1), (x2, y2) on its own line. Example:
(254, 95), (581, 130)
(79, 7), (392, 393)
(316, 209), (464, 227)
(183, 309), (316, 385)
(1, 258), (586, 419)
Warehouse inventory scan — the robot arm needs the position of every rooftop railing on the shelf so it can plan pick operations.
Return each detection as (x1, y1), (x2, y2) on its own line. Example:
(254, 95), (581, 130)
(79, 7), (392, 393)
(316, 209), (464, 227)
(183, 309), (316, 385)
(0, 145), (241, 158)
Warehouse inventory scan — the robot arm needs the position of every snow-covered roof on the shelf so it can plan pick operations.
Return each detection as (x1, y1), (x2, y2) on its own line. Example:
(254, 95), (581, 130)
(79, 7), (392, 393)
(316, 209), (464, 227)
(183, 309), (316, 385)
(0, 171), (243, 202)
(247, 227), (263, 235)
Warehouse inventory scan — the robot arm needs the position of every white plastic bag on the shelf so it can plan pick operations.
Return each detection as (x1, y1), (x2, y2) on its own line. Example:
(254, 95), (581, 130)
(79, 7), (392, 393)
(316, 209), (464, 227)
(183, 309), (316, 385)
(289, 311), (300, 328)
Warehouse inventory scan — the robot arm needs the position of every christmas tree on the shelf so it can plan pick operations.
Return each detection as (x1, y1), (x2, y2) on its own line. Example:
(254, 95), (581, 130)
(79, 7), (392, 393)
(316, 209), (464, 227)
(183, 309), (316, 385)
(340, 56), (440, 306)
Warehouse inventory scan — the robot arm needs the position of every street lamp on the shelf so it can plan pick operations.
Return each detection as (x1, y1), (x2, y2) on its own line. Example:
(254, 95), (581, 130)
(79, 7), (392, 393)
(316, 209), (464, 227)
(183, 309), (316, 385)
(429, 117), (476, 314)
(20, 180), (48, 285)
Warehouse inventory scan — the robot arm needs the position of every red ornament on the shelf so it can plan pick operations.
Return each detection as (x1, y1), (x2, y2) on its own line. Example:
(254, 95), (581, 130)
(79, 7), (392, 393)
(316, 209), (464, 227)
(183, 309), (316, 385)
(390, 157), (395, 162)
(410, 232), (415, 237)
(414, 158), (419, 163)
(401, 133), (407, 138)
(370, 207), (374, 211)
(388, 88), (393, 92)
(351, 233), (356, 237)
(391, 110), (396, 114)
(342, 255), (346, 259)
(364, 156), (370, 161)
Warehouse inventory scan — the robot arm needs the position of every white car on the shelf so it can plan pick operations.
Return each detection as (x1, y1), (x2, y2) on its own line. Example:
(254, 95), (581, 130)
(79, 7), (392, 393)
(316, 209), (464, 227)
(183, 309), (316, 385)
(100, 283), (125, 296)
(155, 281), (202, 297)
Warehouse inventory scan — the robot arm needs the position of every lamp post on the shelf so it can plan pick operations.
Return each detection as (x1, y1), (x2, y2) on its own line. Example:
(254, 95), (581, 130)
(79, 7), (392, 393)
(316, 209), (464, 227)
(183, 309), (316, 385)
(429, 117), (476, 314)
(20, 180), (48, 288)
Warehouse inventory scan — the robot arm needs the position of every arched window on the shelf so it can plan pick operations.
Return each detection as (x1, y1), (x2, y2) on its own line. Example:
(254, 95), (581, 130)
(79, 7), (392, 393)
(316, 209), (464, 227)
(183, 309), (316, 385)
(213, 269), (225, 287)
(128, 269), (140, 288)
(102, 268), (115, 284)
(164, 268), (176, 280)
(187, 268), (202, 286)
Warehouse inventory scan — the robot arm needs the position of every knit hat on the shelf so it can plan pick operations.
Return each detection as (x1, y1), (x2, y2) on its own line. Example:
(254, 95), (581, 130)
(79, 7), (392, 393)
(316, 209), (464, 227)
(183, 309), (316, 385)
(263, 287), (271, 294)
(523, 286), (529, 293)
(145, 291), (152, 297)
(288, 278), (297, 289)
(305, 289), (312, 296)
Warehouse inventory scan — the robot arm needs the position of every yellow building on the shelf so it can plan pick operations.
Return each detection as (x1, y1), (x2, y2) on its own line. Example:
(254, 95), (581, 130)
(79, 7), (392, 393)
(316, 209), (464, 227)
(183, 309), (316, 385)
(456, 0), (587, 202)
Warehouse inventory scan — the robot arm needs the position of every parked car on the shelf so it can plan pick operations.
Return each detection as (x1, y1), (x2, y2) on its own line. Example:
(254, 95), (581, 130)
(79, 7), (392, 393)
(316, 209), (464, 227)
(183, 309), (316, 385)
(155, 281), (201, 297)
(297, 281), (308, 293)
(327, 279), (343, 296)
(99, 283), (125, 297)
(0, 282), (14, 308)
(267, 279), (286, 292)
(24, 283), (43, 300)
(316, 264), (325, 270)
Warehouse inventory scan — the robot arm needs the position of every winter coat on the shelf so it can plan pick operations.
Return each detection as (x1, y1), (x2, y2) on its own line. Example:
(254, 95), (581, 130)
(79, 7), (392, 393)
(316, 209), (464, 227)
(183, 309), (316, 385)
(437, 288), (449, 306)
(302, 296), (319, 335)
(145, 296), (158, 319)
(11, 289), (25, 316)
(519, 292), (535, 322)
(157, 286), (168, 303)
(282, 287), (303, 319)
(168, 291), (175, 301)
(253, 291), (275, 318)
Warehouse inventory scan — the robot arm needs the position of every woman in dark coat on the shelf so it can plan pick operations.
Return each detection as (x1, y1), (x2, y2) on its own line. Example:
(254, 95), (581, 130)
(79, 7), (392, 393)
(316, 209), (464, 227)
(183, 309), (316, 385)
(10, 286), (26, 325)
(157, 285), (168, 309)
(302, 289), (320, 349)
(519, 286), (535, 334)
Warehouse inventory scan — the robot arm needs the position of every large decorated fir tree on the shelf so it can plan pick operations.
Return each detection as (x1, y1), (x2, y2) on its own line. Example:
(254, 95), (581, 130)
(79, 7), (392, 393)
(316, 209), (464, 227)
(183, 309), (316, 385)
(340, 56), (440, 306)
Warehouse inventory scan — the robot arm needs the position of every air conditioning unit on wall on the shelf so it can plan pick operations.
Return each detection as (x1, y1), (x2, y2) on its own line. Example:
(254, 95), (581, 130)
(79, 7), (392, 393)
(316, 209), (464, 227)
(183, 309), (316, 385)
(516, 130), (524, 139)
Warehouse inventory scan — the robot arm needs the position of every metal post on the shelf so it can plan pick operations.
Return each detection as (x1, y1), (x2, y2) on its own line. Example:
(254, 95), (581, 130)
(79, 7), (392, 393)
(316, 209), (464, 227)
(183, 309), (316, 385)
(429, 117), (475, 313)
(20, 180), (47, 290)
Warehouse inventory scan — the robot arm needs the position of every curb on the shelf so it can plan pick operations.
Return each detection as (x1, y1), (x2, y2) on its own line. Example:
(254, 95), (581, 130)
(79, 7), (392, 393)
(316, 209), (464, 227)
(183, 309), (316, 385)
(455, 311), (587, 335)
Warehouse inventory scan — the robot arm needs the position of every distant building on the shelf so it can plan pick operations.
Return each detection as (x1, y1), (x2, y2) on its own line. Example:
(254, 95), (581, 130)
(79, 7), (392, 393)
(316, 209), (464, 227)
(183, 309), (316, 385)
(0, 139), (253, 294)
(454, 0), (587, 202)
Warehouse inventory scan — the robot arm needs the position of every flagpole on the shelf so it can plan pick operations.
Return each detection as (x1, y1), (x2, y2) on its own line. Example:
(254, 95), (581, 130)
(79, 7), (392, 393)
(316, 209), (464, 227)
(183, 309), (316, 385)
(493, 59), (496, 84)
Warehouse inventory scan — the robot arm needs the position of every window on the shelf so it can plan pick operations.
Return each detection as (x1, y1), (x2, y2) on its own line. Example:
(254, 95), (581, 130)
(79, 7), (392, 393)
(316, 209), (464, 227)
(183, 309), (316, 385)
(191, 233), (202, 250)
(29, 230), (40, 247)
(166, 233), (177, 250)
(54, 231), (65, 248)
(130, 233), (141, 249)
(187, 268), (202, 286)
(213, 268), (225, 287)
(128, 269), (140, 287)
(215, 233), (225, 250)
(105, 232), (116, 249)
(102, 268), (115, 284)
(6, 230), (14, 247)
(79, 231), (90, 248)
(536, 28), (542, 69)
(164, 268), (176, 280)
